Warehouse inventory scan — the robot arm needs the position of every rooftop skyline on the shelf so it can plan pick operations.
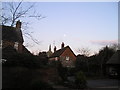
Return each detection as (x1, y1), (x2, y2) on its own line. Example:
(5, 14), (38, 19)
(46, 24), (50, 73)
(3, 2), (118, 55)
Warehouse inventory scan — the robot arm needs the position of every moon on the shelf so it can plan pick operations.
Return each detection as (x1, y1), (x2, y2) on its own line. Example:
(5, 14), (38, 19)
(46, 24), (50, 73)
(63, 34), (66, 37)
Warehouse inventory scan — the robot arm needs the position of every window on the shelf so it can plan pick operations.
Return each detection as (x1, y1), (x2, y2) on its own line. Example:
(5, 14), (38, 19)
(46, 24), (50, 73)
(1, 59), (7, 63)
(0, 40), (2, 48)
(66, 56), (70, 61)
(55, 57), (58, 61)
(14, 42), (19, 50)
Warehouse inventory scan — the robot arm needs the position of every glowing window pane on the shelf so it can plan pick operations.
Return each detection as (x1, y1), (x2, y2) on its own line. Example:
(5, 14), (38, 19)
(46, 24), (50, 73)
(14, 42), (18, 50)
(66, 57), (69, 61)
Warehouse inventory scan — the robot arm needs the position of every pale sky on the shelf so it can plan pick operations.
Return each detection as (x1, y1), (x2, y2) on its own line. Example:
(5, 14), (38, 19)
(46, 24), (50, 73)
(2, 2), (118, 55)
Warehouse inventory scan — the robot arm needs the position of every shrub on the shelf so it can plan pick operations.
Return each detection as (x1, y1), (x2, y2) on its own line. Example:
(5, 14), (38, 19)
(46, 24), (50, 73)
(2, 53), (43, 68)
(75, 71), (87, 89)
(30, 81), (55, 89)
(57, 61), (68, 82)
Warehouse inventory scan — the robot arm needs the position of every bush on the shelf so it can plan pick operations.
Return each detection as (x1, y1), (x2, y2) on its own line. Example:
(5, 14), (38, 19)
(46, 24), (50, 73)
(56, 61), (68, 82)
(30, 81), (55, 89)
(75, 71), (87, 89)
(2, 53), (43, 68)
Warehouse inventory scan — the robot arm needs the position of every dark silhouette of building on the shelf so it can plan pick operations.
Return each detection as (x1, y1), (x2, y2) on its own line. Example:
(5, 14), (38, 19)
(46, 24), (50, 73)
(2, 20), (30, 53)
(106, 50), (120, 78)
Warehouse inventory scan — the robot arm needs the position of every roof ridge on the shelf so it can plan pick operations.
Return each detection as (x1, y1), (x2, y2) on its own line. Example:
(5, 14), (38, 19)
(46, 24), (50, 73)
(50, 45), (76, 58)
(107, 51), (120, 64)
(50, 46), (69, 57)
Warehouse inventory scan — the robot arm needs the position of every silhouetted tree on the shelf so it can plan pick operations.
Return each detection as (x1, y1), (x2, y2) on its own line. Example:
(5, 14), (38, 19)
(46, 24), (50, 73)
(75, 55), (88, 72)
(77, 47), (91, 73)
(38, 52), (48, 66)
(109, 44), (120, 51)
(75, 71), (87, 89)
(77, 47), (91, 57)
(1, 1), (45, 26)
(87, 54), (100, 76)
(1, 1), (45, 46)
(97, 46), (115, 76)
(56, 60), (68, 82)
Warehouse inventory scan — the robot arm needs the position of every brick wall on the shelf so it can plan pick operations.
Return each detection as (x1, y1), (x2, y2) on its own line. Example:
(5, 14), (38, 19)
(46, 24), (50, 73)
(3, 40), (23, 53)
(60, 48), (76, 67)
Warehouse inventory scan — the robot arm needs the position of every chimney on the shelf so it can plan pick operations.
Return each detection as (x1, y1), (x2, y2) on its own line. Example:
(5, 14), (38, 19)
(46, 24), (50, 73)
(54, 46), (56, 52)
(16, 20), (21, 29)
(61, 42), (64, 49)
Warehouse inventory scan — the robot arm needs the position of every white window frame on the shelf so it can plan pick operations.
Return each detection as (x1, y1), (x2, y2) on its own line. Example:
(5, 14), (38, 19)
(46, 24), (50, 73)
(0, 40), (2, 48)
(66, 56), (70, 61)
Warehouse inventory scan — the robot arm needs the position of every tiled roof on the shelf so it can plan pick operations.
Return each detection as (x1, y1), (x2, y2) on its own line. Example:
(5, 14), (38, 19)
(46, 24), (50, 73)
(2, 25), (23, 43)
(50, 46), (76, 58)
(106, 50), (120, 64)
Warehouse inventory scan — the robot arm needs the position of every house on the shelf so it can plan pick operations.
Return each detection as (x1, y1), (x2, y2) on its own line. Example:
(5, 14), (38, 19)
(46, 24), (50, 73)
(106, 50), (120, 78)
(2, 20), (30, 54)
(49, 42), (76, 68)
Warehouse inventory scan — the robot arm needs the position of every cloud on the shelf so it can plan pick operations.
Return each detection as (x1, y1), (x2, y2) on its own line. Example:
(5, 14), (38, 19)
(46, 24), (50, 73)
(90, 40), (118, 46)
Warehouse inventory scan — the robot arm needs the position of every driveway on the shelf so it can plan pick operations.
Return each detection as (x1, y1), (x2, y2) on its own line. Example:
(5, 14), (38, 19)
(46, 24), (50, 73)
(53, 79), (119, 90)
(87, 79), (119, 89)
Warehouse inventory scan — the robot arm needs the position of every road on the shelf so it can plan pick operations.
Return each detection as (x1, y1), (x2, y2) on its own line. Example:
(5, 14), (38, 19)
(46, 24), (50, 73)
(53, 79), (120, 90)
(87, 79), (119, 89)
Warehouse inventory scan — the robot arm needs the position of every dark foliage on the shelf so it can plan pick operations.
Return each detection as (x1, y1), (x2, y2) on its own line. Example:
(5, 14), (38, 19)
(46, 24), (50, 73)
(97, 46), (115, 64)
(38, 51), (48, 66)
(75, 55), (88, 72)
(2, 66), (55, 89)
(74, 71), (87, 89)
(55, 61), (68, 82)
(75, 46), (116, 77)
(2, 47), (50, 68)
(30, 81), (55, 90)
(3, 53), (42, 68)
(62, 71), (87, 89)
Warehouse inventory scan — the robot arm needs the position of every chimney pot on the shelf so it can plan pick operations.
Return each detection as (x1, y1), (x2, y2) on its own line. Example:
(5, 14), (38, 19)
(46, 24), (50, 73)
(61, 42), (64, 49)
(54, 46), (56, 52)
(16, 20), (21, 28)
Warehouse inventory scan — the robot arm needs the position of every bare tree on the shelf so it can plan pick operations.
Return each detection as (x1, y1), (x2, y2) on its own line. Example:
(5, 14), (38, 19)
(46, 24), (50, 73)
(109, 43), (120, 51)
(2, 1), (45, 26)
(1, 1), (45, 46)
(77, 47), (91, 57)
(77, 47), (91, 73)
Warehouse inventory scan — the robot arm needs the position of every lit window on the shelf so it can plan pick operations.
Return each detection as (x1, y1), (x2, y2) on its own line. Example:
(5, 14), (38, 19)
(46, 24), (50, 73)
(14, 42), (19, 50)
(55, 57), (58, 61)
(66, 56), (69, 61)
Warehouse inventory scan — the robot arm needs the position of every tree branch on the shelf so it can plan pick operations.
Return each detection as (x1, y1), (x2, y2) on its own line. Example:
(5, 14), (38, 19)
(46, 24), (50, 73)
(11, 0), (23, 26)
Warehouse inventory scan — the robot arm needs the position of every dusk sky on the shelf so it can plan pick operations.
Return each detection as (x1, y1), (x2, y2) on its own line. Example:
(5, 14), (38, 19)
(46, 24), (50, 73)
(3, 1), (118, 55)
